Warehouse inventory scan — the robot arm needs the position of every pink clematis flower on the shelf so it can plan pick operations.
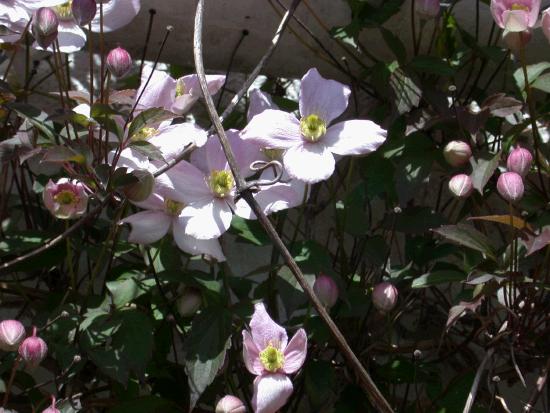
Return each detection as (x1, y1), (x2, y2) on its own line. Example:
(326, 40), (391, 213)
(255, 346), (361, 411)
(43, 178), (88, 219)
(242, 68), (386, 184)
(136, 68), (225, 115)
(490, 0), (540, 32)
(242, 303), (307, 413)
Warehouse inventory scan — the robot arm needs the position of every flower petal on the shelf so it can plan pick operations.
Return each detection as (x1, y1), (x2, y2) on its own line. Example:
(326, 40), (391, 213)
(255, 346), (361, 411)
(248, 89), (278, 122)
(132, 191), (165, 211)
(324, 120), (386, 156)
(120, 211), (171, 244)
(283, 329), (307, 374)
(234, 182), (305, 219)
(91, 0), (141, 32)
(149, 123), (208, 161)
(135, 68), (176, 112)
(163, 160), (212, 204)
(250, 302), (288, 350)
(172, 219), (226, 261)
(241, 109), (301, 149)
(182, 199), (233, 240)
(242, 330), (263, 375)
(283, 143), (335, 184)
(299, 68), (350, 123)
(252, 374), (293, 413)
(503, 9), (529, 32)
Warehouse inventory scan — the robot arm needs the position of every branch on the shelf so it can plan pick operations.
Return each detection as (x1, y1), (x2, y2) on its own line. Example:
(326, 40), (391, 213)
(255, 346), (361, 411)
(193, 1), (393, 411)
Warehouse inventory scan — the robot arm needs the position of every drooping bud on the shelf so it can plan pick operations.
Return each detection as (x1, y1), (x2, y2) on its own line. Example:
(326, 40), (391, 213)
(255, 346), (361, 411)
(372, 282), (398, 313)
(313, 274), (339, 309)
(215, 395), (246, 413)
(42, 396), (60, 413)
(106, 47), (132, 78)
(32, 8), (59, 49)
(122, 170), (154, 202)
(503, 30), (532, 55)
(497, 171), (524, 202)
(443, 140), (472, 167)
(415, 0), (440, 19)
(43, 178), (88, 220)
(448, 174), (473, 198)
(0, 320), (26, 352)
(176, 287), (202, 317)
(72, 0), (97, 26)
(18, 326), (48, 368)
(506, 146), (532, 177)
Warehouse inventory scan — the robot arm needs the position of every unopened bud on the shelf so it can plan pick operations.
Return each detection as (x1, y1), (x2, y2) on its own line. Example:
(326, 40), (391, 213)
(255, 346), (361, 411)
(506, 146), (532, 177)
(32, 8), (59, 49)
(18, 327), (48, 368)
(71, 0), (97, 26)
(176, 287), (202, 317)
(42, 396), (60, 413)
(313, 274), (339, 309)
(415, 0), (440, 19)
(60, 311), (70, 318)
(372, 282), (398, 313)
(122, 170), (154, 202)
(73, 354), (82, 363)
(497, 172), (524, 202)
(215, 395), (246, 413)
(0, 320), (26, 352)
(106, 47), (132, 78)
(443, 140), (472, 167)
(448, 174), (473, 198)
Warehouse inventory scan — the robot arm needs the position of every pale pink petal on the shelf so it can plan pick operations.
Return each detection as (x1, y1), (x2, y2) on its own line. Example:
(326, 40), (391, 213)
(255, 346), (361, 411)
(163, 160), (212, 204)
(242, 330), (263, 375)
(250, 302), (288, 350)
(248, 89), (278, 121)
(241, 109), (301, 149)
(180, 74), (226, 98)
(121, 211), (171, 244)
(131, 191), (165, 211)
(324, 120), (386, 156)
(234, 183), (304, 219)
(149, 123), (208, 161)
(90, 0), (141, 32)
(57, 21), (86, 53)
(135, 68), (176, 112)
(283, 143), (335, 184)
(283, 329), (307, 374)
(111, 147), (150, 171)
(503, 9), (530, 31)
(22, 0), (67, 9)
(172, 218), (226, 261)
(181, 199), (233, 240)
(252, 374), (293, 413)
(299, 68), (350, 123)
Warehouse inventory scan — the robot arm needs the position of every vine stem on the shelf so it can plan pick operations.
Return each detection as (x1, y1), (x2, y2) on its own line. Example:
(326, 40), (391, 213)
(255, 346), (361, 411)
(2, 356), (20, 407)
(193, 1), (393, 411)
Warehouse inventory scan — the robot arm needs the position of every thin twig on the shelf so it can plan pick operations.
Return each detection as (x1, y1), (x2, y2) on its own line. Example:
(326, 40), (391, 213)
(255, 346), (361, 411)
(463, 348), (494, 413)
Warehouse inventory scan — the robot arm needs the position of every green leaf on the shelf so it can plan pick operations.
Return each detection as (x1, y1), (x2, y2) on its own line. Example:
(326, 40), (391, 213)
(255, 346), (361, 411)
(184, 308), (232, 409)
(469, 151), (500, 194)
(42, 145), (88, 165)
(532, 72), (550, 93)
(276, 266), (315, 316)
(514, 62), (550, 91)
(409, 56), (455, 77)
(305, 360), (337, 409)
(106, 270), (155, 308)
(388, 64), (422, 114)
(127, 108), (176, 140)
(292, 240), (333, 274)
(383, 206), (446, 234)
(129, 140), (166, 163)
(6, 102), (56, 140)
(380, 27), (406, 63)
(229, 216), (271, 246)
(432, 224), (497, 260)
(412, 270), (466, 288)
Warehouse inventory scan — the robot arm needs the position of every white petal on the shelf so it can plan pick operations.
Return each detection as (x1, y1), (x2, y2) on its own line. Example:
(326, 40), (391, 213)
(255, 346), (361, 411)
(172, 219), (226, 261)
(283, 143), (335, 184)
(163, 160), (212, 204)
(121, 211), (171, 244)
(324, 120), (386, 156)
(135, 68), (176, 112)
(241, 109), (301, 149)
(234, 182), (304, 219)
(248, 89), (278, 122)
(252, 374), (293, 413)
(149, 123), (208, 161)
(90, 0), (141, 32)
(182, 199), (233, 240)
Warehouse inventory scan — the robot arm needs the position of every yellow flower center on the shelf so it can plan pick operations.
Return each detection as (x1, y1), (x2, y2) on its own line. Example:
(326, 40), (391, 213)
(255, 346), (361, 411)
(54, 2), (73, 21)
(54, 190), (77, 205)
(175, 79), (186, 98)
(131, 127), (159, 142)
(262, 148), (284, 161)
(300, 114), (327, 142)
(259, 344), (285, 373)
(164, 199), (184, 216)
(511, 3), (529, 11)
(208, 170), (234, 198)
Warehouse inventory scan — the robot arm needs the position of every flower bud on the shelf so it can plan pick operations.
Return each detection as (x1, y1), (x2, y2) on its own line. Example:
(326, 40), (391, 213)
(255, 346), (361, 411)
(106, 47), (132, 78)
(506, 146), (532, 177)
(503, 30), (532, 55)
(0, 320), (26, 352)
(415, 0), (440, 19)
(176, 287), (202, 317)
(42, 396), (60, 413)
(448, 174), (473, 198)
(443, 140), (472, 167)
(122, 170), (154, 202)
(372, 282), (398, 313)
(215, 395), (246, 413)
(313, 274), (338, 309)
(497, 171), (524, 202)
(43, 178), (88, 220)
(18, 327), (48, 368)
(71, 0), (97, 26)
(32, 8), (59, 49)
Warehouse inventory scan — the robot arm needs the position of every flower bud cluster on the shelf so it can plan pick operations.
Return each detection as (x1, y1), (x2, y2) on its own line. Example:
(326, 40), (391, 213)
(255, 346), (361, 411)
(0, 321), (48, 368)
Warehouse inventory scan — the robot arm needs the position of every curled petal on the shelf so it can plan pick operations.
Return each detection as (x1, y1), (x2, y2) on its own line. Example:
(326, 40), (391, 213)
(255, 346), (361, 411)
(248, 89), (278, 122)
(283, 143), (335, 184)
(324, 120), (386, 156)
(283, 329), (307, 374)
(135, 68), (176, 112)
(120, 211), (171, 244)
(241, 110), (301, 149)
(172, 219), (226, 261)
(90, 0), (141, 32)
(234, 182), (304, 219)
(182, 199), (233, 240)
(172, 74), (226, 113)
(242, 330), (263, 375)
(250, 302), (288, 350)
(252, 374), (293, 413)
(149, 123), (208, 161)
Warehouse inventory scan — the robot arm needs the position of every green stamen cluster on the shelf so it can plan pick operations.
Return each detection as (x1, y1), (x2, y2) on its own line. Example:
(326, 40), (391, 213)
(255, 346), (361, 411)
(54, 2), (73, 20)
(164, 199), (185, 216)
(300, 114), (327, 142)
(511, 3), (529, 10)
(259, 344), (285, 373)
(175, 79), (186, 98)
(208, 170), (234, 198)
(54, 190), (77, 205)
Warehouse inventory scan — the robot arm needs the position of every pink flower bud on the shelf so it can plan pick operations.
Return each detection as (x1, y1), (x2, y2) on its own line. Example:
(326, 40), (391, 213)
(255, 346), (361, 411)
(216, 395), (246, 413)
(506, 146), (532, 177)
(106, 47), (132, 78)
(313, 274), (338, 309)
(18, 327), (48, 368)
(490, 0), (540, 32)
(176, 287), (202, 317)
(415, 0), (440, 19)
(443, 140), (472, 167)
(448, 174), (473, 198)
(503, 30), (532, 55)
(71, 0), (97, 26)
(0, 320), (26, 352)
(43, 178), (88, 220)
(497, 171), (524, 202)
(32, 7), (59, 49)
(42, 396), (60, 413)
(372, 282), (398, 313)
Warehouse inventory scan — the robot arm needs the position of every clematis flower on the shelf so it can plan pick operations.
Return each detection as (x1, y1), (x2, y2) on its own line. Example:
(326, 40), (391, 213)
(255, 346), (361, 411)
(490, 0), (540, 32)
(43, 178), (88, 219)
(135, 68), (225, 115)
(242, 303), (307, 413)
(242, 68), (386, 184)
